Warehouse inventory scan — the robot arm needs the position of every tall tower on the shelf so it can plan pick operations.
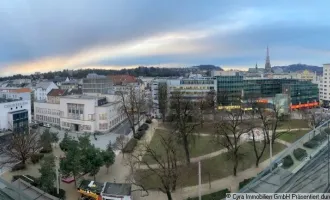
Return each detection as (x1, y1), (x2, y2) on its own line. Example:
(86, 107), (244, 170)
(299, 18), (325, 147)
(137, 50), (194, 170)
(265, 46), (272, 73)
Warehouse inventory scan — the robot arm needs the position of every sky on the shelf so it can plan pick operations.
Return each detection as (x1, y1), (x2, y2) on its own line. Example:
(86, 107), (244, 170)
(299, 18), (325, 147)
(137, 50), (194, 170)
(1, 0), (330, 76)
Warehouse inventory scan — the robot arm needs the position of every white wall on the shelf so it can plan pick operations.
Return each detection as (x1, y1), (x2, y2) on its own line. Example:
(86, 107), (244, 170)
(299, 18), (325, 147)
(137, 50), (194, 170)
(34, 102), (61, 126)
(0, 100), (31, 130)
(35, 82), (58, 101)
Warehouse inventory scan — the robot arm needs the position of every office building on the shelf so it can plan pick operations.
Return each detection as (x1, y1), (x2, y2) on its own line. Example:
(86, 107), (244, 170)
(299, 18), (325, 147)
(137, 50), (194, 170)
(82, 73), (113, 94)
(319, 64), (330, 107)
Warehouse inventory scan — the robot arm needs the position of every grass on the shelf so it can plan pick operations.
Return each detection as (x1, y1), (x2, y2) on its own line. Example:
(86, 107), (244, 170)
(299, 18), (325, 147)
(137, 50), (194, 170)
(142, 129), (223, 163)
(277, 119), (309, 129)
(278, 129), (311, 143)
(136, 142), (287, 189)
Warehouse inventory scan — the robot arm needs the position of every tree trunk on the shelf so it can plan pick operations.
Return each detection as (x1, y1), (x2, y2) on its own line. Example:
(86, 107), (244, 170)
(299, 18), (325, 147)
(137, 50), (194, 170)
(93, 174), (96, 181)
(233, 156), (238, 176)
(106, 167), (109, 174)
(255, 157), (260, 167)
(73, 175), (77, 187)
(166, 190), (173, 200)
(183, 136), (191, 164)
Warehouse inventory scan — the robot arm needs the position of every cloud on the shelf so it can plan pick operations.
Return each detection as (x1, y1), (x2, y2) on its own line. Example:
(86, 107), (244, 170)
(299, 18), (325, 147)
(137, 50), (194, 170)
(1, 0), (330, 75)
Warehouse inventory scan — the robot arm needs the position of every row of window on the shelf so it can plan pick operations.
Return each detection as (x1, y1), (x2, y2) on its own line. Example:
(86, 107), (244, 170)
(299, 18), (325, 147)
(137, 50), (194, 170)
(35, 108), (60, 116)
(36, 115), (60, 124)
(68, 103), (84, 115)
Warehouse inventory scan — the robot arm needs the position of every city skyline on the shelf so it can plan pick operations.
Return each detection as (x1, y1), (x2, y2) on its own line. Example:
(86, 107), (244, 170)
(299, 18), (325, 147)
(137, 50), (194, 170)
(1, 0), (330, 75)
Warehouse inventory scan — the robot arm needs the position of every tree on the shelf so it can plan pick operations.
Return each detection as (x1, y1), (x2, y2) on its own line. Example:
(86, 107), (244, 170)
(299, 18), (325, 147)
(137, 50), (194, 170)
(127, 134), (179, 200)
(214, 108), (248, 176)
(114, 135), (128, 158)
(300, 109), (330, 129)
(102, 147), (115, 174)
(168, 91), (201, 165)
(59, 132), (76, 151)
(118, 86), (146, 136)
(60, 143), (82, 187)
(0, 131), (41, 167)
(158, 82), (168, 122)
(86, 147), (104, 181)
(39, 154), (56, 193)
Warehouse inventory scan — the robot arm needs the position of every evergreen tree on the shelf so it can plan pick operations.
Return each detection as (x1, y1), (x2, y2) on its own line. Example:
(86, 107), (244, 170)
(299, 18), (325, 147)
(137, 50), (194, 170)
(39, 154), (56, 193)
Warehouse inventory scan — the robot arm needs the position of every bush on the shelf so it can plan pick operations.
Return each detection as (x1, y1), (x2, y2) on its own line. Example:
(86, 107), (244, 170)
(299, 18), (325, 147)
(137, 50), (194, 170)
(324, 128), (330, 135)
(31, 153), (44, 164)
(239, 177), (255, 189)
(312, 133), (327, 142)
(282, 155), (294, 169)
(122, 138), (138, 153)
(138, 124), (149, 131)
(12, 163), (26, 171)
(187, 188), (230, 200)
(293, 148), (307, 161)
(145, 119), (152, 124)
(40, 144), (52, 153)
(134, 130), (146, 140)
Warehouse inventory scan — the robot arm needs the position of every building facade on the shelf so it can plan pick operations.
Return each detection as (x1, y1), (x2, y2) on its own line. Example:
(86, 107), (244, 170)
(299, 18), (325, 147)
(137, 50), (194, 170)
(34, 81), (58, 101)
(0, 99), (31, 132)
(319, 64), (330, 107)
(82, 73), (113, 94)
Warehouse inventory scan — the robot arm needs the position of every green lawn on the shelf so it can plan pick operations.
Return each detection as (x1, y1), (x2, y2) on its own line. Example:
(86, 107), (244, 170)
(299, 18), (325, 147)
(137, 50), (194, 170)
(142, 129), (223, 163)
(277, 119), (309, 129)
(278, 129), (311, 143)
(136, 142), (287, 189)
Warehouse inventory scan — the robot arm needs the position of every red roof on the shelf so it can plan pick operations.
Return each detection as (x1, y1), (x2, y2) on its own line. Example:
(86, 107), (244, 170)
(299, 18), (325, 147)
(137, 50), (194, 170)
(47, 89), (66, 96)
(109, 75), (137, 85)
(0, 88), (32, 93)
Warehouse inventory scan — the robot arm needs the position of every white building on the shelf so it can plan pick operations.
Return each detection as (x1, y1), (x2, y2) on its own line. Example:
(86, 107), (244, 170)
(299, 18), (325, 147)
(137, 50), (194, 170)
(0, 88), (32, 101)
(320, 64), (330, 107)
(34, 91), (126, 133)
(34, 81), (58, 101)
(0, 98), (31, 132)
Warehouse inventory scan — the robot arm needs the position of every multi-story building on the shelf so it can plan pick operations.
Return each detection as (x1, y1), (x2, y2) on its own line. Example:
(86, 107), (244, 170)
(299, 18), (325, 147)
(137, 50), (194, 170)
(0, 97), (31, 132)
(34, 81), (58, 101)
(109, 75), (140, 93)
(34, 90), (126, 133)
(82, 73), (113, 94)
(319, 64), (330, 107)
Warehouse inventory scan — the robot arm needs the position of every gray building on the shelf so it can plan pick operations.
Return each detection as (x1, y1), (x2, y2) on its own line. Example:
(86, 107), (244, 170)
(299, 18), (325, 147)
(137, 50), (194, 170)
(82, 73), (113, 94)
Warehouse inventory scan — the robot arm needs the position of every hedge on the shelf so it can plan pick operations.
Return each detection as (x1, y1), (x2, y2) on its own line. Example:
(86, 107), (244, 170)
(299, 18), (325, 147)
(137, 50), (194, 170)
(40, 144), (52, 153)
(138, 124), (149, 131)
(187, 188), (230, 200)
(12, 163), (26, 171)
(146, 119), (152, 124)
(31, 153), (44, 164)
(123, 138), (138, 153)
(324, 128), (330, 135)
(312, 133), (327, 142)
(134, 130), (146, 140)
(303, 140), (319, 149)
(282, 155), (294, 169)
(239, 177), (255, 189)
(293, 148), (307, 161)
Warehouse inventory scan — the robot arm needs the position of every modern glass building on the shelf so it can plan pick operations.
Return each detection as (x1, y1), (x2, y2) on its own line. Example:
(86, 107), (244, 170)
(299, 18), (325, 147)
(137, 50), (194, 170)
(215, 76), (319, 109)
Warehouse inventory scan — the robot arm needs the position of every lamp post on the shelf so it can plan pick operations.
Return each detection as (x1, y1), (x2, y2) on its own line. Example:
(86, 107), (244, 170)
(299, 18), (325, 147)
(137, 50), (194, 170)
(55, 156), (60, 195)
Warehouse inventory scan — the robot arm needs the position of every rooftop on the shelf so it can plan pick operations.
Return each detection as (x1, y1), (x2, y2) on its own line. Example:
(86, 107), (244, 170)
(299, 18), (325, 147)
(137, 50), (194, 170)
(47, 89), (66, 97)
(0, 98), (19, 103)
(78, 180), (103, 195)
(36, 82), (54, 90)
(102, 182), (131, 196)
(61, 95), (103, 100)
(109, 75), (137, 85)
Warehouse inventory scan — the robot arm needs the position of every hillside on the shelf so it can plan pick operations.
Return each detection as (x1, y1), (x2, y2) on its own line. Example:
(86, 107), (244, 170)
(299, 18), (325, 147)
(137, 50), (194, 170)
(191, 65), (223, 71)
(272, 64), (322, 74)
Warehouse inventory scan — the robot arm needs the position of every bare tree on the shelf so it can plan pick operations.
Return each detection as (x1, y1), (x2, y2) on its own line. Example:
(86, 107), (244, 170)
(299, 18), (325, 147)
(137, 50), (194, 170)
(118, 86), (146, 136)
(214, 108), (248, 176)
(114, 135), (128, 158)
(168, 91), (201, 165)
(0, 131), (41, 167)
(126, 134), (179, 200)
(157, 82), (168, 122)
(300, 109), (330, 129)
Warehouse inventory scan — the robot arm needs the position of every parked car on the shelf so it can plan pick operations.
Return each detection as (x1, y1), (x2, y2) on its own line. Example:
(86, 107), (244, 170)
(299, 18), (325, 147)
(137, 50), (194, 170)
(31, 124), (38, 129)
(44, 124), (51, 128)
(38, 122), (44, 126)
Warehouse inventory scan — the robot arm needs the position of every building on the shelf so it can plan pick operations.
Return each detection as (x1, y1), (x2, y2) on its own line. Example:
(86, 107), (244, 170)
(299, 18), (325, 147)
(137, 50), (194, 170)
(109, 75), (140, 93)
(34, 81), (58, 101)
(101, 182), (132, 200)
(319, 64), (330, 107)
(264, 46), (272, 73)
(0, 98), (31, 132)
(82, 73), (113, 94)
(150, 79), (167, 118)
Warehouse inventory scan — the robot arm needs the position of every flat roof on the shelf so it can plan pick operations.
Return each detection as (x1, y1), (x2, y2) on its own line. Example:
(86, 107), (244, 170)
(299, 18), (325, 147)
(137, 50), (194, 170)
(61, 95), (103, 100)
(8, 109), (28, 114)
(102, 182), (131, 196)
(78, 180), (103, 195)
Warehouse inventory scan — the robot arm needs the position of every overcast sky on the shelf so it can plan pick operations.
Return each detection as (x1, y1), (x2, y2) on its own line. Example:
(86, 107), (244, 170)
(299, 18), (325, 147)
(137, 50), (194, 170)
(0, 0), (329, 75)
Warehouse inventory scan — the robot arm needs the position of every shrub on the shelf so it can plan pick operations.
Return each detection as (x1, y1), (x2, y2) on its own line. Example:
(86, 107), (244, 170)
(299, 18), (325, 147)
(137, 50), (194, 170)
(187, 188), (230, 200)
(312, 133), (327, 142)
(282, 155), (294, 169)
(122, 138), (138, 153)
(31, 153), (44, 164)
(324, 128), (330, 135)
(12, 163), (26, 171)
(146, 119), (152, 124)
(239, 177), (255, 189)
(303, 140), (319, 149)
(134, 130), (146, 140)
(293, 148), (307, 161)
(138, 124), (149, 131)
(40, 144), (52, 153)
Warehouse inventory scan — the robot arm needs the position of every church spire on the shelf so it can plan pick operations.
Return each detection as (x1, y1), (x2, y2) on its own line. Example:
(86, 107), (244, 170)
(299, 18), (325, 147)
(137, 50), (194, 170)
(255, 62), (258, 70)
(265, 46), (272, 73)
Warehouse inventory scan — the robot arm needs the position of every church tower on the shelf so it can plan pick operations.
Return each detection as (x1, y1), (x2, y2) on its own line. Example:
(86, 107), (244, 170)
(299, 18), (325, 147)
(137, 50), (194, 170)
(265, 46), (272, 73)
